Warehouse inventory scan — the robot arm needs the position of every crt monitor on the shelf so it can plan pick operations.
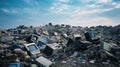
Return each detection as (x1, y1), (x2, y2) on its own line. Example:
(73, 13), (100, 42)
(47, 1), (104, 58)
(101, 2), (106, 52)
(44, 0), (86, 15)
(37, 41), (45, 47)
(33, 29), (38, 34)
(38, 35), (49, 44)
(27, 44), (38, 52)
(12, 30), (18, 36)
(25, 43), (40, 56)
(89, 32), (95, 38)
(84, 32), (95, 41)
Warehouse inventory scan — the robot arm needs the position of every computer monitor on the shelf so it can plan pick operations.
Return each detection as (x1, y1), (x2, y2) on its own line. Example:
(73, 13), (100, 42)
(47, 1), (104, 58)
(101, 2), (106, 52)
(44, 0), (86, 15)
(8, 63), (20, 67)
(84, 32), (94, 41)
(27, 44), (38, 52)
(12, 30), (18, 36)
(33, 29), (38, 34)
(89, 32), (95, 39)
(44, 43), (61, 56)
(38, 35), (49, 44)
(37, 41), (45, 47)
(24, 43), (40, 57)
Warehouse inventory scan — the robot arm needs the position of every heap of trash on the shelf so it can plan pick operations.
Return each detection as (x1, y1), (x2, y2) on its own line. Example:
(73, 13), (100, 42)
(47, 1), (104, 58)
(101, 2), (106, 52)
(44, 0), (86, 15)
(0, 24), (120, 67)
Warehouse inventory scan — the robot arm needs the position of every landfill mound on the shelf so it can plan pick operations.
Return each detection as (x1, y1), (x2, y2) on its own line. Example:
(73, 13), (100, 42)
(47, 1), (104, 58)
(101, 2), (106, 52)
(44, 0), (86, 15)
(0, 23), (120, 67)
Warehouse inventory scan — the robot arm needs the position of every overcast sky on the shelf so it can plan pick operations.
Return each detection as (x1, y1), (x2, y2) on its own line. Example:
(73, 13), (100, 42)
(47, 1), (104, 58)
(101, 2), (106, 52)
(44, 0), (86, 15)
(0, 0), (120, 29)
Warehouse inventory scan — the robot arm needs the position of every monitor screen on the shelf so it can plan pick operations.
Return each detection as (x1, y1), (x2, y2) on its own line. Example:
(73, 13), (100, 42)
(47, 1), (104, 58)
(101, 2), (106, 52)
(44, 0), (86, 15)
(8, 63), (20, 67)
(39, 35), (49, 43)
(14, 31), (17, 34)
(27, 44), (38, 52)
(89, 32), (95, 38)
(12, 30), (18, 36)
(33, 29), (37, 34)
(37, 41), (45, 46)
(13, 31), (18, 35)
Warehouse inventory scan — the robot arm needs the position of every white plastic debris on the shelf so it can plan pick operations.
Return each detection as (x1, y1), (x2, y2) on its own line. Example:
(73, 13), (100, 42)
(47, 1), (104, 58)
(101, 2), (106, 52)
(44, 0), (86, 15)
(89, 60), (95, 64)
(62, 61), (67, 63)
(102, 62), (109, 64)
